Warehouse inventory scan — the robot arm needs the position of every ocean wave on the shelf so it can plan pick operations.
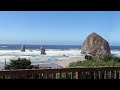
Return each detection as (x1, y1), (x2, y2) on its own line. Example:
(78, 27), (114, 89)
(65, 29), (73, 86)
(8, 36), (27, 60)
(46, 49), (62, 51)
(111, 50), (120, 57)
(0, 49), (119, 57)
(0, 49), (80, 60)
(46, 48), (80, 51)
(0, 49), (120, 68)
(0, 46), (7, 48)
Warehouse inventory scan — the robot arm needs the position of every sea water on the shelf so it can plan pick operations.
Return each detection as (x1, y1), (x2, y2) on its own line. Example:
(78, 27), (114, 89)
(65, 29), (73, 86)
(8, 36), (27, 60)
(0, 44), (119, 69)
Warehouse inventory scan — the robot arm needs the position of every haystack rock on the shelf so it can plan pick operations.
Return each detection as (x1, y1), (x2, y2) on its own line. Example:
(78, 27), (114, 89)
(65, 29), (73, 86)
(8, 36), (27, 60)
(21, 44), (25, 52)
(40, 46), (46, 55)
(81, 32), (111, 59)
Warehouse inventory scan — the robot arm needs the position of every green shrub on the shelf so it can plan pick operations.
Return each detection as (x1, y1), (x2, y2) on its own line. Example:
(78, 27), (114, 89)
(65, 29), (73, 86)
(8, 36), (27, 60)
(5, 58), (39, 70)
(69, 55), (120, 68)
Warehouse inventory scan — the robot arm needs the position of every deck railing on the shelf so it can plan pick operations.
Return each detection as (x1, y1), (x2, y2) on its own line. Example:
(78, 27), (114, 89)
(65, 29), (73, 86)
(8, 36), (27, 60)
(0, 67), (120, 79)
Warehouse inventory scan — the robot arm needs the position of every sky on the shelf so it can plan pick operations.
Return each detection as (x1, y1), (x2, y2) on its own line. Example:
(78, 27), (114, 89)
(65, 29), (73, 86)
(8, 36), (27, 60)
(0, 11), (119, 46)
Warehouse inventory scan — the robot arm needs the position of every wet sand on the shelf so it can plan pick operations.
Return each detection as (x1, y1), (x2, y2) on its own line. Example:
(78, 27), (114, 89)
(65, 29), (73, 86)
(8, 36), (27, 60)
(55, 57), (85, 68)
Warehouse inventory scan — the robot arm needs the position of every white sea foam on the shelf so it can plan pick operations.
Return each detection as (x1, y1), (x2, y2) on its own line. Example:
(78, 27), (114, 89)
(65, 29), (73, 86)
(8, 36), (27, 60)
(111, 50), (120, 57)
(0, 49), (81, 65)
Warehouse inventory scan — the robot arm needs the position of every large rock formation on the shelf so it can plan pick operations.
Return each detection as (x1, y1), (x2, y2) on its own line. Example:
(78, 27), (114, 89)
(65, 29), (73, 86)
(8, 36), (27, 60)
(81, 32), (111, 59)
(40, 46), (46, 55)
(21, 44), (25, 52)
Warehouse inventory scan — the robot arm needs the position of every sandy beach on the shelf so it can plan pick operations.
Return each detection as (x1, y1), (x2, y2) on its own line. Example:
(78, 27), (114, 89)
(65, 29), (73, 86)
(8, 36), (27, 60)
(55, 57), (85, 68)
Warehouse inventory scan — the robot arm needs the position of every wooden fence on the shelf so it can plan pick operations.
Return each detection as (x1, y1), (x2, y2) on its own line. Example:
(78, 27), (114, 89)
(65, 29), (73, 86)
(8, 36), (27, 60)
(0, 67), (120, 79)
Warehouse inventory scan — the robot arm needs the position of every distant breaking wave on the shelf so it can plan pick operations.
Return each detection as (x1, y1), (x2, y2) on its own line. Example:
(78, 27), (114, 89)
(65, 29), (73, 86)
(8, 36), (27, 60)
(46, 48), (80, 51)
(0, 46), (7, 48)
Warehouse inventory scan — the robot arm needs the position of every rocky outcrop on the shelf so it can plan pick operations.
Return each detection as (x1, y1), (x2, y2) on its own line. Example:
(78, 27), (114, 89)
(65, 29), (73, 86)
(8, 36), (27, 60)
(81, 32), (111, 59)
(21, 44), (25, 52)
(40, 46), (46, 55)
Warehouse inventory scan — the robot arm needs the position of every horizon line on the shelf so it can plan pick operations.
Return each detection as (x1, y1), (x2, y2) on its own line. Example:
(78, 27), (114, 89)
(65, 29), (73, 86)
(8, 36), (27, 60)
(0, 43), (119, 46)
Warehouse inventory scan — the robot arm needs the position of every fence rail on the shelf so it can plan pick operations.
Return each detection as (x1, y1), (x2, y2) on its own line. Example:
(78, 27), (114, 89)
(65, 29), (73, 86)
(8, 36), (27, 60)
(0, 67), (120, 79)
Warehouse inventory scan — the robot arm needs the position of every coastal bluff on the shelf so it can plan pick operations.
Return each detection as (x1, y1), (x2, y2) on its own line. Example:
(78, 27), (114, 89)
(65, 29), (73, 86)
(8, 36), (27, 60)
(81, 32), (111, 59)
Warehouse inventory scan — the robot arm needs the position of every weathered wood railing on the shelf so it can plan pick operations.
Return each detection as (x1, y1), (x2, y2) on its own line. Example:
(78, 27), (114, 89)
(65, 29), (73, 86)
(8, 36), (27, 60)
(0, 67), (120, 79)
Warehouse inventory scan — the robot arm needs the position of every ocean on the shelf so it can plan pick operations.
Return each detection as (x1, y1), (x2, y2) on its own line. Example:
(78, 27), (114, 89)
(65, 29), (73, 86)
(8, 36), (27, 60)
(0, 44), (119, 69)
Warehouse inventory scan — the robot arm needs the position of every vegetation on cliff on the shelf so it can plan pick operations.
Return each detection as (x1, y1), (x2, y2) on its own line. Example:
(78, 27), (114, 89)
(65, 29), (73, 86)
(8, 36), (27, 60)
(69, 55), (120, 68)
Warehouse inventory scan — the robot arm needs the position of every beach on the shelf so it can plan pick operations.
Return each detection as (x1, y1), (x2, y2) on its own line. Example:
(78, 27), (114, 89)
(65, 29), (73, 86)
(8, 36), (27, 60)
(55, 57), (85, 68)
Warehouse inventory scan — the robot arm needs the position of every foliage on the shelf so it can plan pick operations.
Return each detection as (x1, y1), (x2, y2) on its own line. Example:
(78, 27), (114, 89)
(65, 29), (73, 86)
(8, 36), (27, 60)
(5, 58), (39, 70)
(69, 55), (120, 68)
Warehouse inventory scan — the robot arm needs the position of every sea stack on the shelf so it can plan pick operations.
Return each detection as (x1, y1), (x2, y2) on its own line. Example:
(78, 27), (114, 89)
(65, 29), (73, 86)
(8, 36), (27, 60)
(21, 44), (25, 52)
(81, 32), (111, 59)
(40, 46), (46, 55)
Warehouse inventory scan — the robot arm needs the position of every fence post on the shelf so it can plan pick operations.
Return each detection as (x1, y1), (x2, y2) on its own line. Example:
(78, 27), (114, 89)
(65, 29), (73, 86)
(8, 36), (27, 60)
(71, 72), (74, 79)
(53, 73), (56, 79)
(4, 59), (6, 69)
(65, 72), (68, 79)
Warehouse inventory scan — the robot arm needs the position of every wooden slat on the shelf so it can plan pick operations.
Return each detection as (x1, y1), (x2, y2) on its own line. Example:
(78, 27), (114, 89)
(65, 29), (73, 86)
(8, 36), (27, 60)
(71, 72), (74, 79)
(76, 71), (82, 79)
(76, 72), (79, 79)
(88, 72), (91, 79)
(94, 71), (96, 79)
(24, 74), (26, 79)
(45, 73), (48, 79)
(114, 70), (117, 79)
(109, 71), (112, 79)
(31, 74), (33, 79)
(104, 71), (107, 79)
(98, 71), (101, 79)
(119, 70), (120, 79)
(65, 72), (68, 79)
(56, 73), (59, 79)
(38, 74), (41, 79)
(59, 72), (62, 79)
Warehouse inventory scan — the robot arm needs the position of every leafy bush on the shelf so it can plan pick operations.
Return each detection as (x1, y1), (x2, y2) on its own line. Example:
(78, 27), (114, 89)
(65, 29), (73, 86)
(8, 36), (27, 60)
(5, 58), (39, 70)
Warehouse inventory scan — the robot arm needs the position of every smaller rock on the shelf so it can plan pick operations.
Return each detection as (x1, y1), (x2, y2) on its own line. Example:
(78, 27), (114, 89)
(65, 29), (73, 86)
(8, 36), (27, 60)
(40, 46), (46, 55)
(21, 44), (25, 52)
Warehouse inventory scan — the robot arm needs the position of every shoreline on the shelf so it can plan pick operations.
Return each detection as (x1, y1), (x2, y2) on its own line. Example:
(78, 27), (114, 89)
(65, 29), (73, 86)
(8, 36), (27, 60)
(55, 56), (85, 68)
